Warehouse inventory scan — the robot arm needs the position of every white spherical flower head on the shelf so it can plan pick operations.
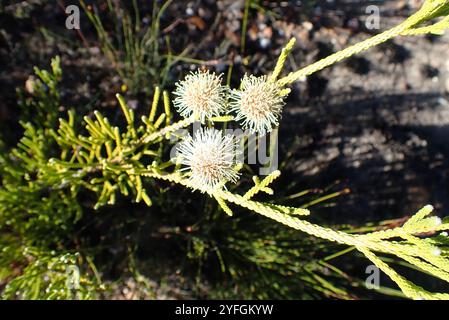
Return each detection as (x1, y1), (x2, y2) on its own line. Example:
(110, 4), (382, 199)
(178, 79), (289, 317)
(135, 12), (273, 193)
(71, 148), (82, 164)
(177, 128), (240, 192)
(173, 70), (227, 123)
(230, 74), (285, 135)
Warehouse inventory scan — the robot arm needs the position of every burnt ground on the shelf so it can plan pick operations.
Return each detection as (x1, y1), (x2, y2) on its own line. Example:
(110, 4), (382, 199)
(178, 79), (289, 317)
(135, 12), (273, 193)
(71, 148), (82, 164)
(280, 4), (449, 224)
(1, 0), (449, 298)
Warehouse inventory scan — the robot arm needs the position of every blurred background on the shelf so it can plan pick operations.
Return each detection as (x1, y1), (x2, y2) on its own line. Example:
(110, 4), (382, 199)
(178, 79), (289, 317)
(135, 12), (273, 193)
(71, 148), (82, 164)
(1, 0), (449, 299)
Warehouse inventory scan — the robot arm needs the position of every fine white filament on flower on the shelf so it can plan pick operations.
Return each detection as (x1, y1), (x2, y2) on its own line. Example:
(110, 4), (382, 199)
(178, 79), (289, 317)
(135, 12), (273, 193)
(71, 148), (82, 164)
(230, 74), (285, 135)
(176, 128), (240, 192)
(173, 70), (228, 123)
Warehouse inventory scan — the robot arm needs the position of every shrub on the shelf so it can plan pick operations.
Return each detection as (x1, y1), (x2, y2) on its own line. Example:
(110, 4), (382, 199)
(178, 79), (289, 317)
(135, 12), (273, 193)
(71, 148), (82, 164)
(1, 0), (449, 300)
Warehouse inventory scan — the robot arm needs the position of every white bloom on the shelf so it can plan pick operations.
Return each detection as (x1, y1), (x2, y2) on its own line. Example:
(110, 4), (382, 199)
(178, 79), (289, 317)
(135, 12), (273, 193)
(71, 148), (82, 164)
(173, 70), (227, 123)
(230, 74), (285, 135)
(177, 128), (240, 192)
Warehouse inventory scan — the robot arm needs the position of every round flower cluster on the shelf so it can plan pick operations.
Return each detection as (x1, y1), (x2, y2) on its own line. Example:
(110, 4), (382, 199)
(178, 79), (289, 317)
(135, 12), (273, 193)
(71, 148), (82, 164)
(173, 69), (287, 191)
(173, 70), (227, 124)
(229, 74), (285, 135)
(173, 70), (285, 135)
(176, 128), (240, 192)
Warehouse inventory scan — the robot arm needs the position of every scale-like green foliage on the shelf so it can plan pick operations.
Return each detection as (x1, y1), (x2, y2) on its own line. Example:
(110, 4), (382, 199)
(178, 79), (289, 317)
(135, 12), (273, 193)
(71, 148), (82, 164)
(1, 245), (99, 300)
